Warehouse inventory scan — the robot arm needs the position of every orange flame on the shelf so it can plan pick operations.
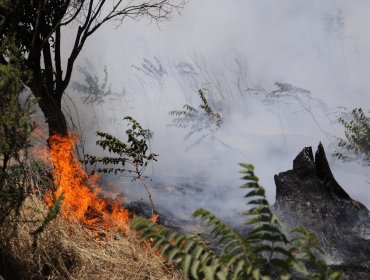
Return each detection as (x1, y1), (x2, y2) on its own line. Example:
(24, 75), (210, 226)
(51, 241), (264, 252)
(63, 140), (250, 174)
(46, 133), (129, 231)
(150, 214), (159, 223)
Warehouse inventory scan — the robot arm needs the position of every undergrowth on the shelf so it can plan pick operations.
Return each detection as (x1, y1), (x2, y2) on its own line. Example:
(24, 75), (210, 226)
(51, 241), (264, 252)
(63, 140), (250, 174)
(334, 108), (370, 165)
(169, 89), (222, 150)
(0, 194), (184, 280)
(131, 164), (341, 280)
(84, 116), (159, 215)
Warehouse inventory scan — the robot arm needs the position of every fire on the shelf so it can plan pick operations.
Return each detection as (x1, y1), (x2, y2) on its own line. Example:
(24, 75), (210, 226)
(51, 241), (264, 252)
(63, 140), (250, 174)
(46, 133), (129, 231)
(150, 214), (159, 223)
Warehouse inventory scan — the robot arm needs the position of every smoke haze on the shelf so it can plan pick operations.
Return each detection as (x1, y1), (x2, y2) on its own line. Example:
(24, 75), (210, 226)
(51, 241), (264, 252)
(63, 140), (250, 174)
(60, 1), (370, 223)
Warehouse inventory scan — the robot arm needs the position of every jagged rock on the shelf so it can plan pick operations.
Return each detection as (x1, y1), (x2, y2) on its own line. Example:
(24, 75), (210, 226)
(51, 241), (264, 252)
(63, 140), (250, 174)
(274, 143), (370, 279)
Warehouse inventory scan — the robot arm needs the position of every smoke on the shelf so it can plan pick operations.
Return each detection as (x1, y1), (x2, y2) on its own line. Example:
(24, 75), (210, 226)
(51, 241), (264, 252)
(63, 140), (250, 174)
(62, 0), (370, 224)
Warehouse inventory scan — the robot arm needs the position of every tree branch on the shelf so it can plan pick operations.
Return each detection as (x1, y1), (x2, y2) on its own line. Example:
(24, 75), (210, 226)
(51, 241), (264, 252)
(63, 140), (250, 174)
(60, 0), (184, 98)
(60, 0), (94, 95)
(42, 40), (54, 95)
(55, 26), (62, 91)
(31, 0), (44, 60)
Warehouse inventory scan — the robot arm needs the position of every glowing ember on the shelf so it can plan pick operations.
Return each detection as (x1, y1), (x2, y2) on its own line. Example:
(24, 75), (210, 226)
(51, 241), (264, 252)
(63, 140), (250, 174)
(46, 133), (129, 231)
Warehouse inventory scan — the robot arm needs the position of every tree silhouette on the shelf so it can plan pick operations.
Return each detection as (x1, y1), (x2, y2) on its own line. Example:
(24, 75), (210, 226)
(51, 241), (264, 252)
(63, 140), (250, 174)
(0, 0), (184, 137)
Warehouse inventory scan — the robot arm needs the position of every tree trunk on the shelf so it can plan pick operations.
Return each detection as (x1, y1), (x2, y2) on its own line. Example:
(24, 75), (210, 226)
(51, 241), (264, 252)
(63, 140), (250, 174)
(37, 93), (68, 138)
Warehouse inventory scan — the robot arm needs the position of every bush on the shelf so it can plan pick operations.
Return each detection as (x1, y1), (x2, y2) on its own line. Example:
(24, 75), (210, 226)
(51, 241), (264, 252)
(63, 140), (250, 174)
(0, 39), (62, 277)
(334, 108), (370, 165)
(0, 38), (35, 228)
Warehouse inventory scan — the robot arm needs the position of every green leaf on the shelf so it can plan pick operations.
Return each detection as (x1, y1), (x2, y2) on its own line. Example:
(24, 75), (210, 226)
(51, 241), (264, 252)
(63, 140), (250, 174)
(191, 259), (201, 279)
(245, 188), (265, 198)
(203, 265), (216, 280)
(167, 247), (180, 263)
(239, 163), (254, 170)
(231, 260), (245, 280)
(181, 254), (192, 274)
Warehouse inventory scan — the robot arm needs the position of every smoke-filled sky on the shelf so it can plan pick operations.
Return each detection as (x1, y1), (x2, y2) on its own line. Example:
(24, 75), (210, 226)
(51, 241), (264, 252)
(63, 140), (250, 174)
(61, 0), (370, 223)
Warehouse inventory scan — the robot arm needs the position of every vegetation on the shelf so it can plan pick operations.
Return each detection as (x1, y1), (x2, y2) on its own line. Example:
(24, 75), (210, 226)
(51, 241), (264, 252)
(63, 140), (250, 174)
(1, 194), (184, 280)
(0, 77), (180, 278)
(131, 164), (341, 280)
(334, 108), (370, 165)
(72, 65), (112, 105)
(170, 89), (222, 129)
(0, 37), (65, 277)
(0, 39), (33, 172)
(169, 89), (222, 149)
(0, 0), (185, 137)
(0, 37), (35, 231)
(84, 116), (159, 214)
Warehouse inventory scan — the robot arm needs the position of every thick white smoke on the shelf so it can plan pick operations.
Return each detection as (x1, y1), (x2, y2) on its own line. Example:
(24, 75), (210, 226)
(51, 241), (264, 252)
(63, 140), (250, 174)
(61, 0), (370, 223)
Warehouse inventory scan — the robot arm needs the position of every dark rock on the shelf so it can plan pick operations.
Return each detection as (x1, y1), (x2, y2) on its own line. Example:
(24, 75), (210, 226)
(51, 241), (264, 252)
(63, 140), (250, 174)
(274, 143), (370, 279)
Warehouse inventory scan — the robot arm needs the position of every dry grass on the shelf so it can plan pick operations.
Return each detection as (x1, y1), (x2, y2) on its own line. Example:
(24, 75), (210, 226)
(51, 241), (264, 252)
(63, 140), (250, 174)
(0, 195), (186, 280)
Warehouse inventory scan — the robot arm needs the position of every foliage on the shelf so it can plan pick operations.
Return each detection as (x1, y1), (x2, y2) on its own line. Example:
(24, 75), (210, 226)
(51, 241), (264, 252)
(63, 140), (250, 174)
(131, 164), (341, 280)
(132, 56), (167, 82)
(32, 194), (63, 238)
(0, 38), (34, 227)
(0, 0), (185, 136)
(334, 108), (370, 165)
(169, 89), (222, 149)
(0, 0), (9, 27)
(72, 65), (112, 105)
(170, 89), (222, 129)
(0, 166), (26, 227)
(84, 116), (158, 214)
(0, 38), (60, 243)
(84, 116), (157, 176)
(0, 39), (34, 172)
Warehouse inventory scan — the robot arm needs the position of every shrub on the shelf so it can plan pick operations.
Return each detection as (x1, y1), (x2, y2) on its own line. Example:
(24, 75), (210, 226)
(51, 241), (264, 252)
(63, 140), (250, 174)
(169, 89), (222, 150)
(334, 108), (370, 165)
(0, 38), (60, 246)
(0, 38), (34, 228)
(84, 116), (158, 214)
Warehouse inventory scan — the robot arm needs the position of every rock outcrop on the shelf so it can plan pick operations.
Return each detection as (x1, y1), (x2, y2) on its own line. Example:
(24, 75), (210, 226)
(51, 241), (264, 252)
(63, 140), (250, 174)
(274, 143), (370, 279)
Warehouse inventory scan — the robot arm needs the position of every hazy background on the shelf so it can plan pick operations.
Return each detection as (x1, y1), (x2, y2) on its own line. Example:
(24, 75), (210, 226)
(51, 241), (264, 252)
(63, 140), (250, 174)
(59, 0), (370, 223)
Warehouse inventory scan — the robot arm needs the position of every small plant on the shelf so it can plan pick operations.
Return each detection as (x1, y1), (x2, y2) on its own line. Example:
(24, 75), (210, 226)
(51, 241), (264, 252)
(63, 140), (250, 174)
(169, 89), (222, 150)
(84, 116), (158, 214)
(132, 57), (167, 82)
(72, 65), (112, 105)
(131, 164), (341, 279)
(334, 108), (370, 165)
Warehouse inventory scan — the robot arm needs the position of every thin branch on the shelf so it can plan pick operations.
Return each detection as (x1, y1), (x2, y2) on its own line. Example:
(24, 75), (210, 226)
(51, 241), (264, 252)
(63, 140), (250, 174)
(137, 168), (158, 216)
(42, 41), (54, 95)
(60, 0), (95, 95)
(61, 0), (184, 98)
(54, 26), (62, 90)
(30, 0), (44, 65)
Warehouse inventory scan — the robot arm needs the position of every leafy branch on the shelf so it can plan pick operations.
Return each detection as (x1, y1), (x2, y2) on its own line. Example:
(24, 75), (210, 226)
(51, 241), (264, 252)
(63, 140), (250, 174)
(84, 116), (158, 215)
(334, 108), (370, 165)
(169, 89), (222, 150)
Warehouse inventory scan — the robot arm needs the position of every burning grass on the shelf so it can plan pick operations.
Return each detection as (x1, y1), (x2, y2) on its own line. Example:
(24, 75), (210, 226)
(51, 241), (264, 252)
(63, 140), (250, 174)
(0, 194), (185, 280)
(0, 132), (185, 279)
(46, 133), (129, 230)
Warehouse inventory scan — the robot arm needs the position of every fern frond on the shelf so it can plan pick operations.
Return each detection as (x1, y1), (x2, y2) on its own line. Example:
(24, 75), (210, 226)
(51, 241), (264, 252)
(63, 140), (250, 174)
(130, 217), (225, 279)
(193, 208), (254, 265)
(131, 164), (341, 280)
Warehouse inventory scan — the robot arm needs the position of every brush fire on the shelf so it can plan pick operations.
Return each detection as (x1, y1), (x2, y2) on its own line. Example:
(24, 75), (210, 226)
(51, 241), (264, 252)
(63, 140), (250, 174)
(45, 133), (130, 232)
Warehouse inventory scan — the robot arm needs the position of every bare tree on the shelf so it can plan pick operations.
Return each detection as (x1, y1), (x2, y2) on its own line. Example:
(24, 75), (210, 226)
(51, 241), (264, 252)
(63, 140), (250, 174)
(0, 0), (185, 137)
